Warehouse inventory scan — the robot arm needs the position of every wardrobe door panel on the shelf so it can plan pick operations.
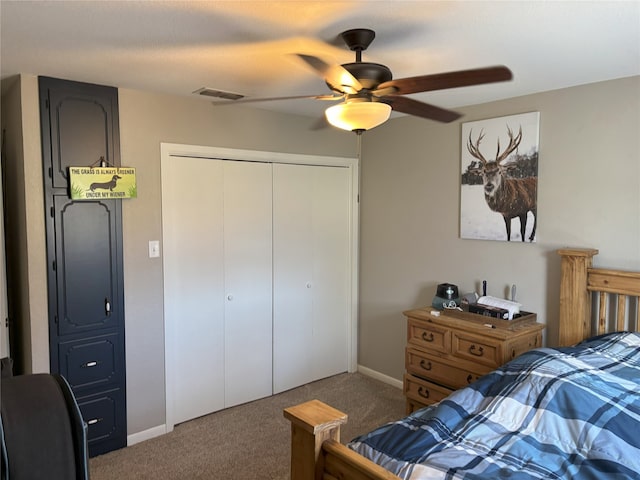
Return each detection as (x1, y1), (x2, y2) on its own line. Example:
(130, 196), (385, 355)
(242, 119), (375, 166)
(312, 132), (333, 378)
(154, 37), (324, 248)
(162, 157), (225, 424)
(273, 164), (350, 393)
(44, 79), (120, 189)
(272, 165), (314, 393)
(310, 166), (351, 380)
(223, 161), (273, 406)
(53, 198), (121, 336)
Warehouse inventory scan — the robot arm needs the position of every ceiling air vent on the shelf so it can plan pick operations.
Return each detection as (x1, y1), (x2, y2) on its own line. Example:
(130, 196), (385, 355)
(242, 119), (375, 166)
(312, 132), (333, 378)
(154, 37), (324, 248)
(193, 87), (244, 101)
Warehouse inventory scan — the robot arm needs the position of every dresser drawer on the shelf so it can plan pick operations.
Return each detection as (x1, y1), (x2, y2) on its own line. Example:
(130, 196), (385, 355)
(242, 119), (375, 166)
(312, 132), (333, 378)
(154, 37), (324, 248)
(76, 386), (126, 456)
(452, 332), (501, 367)
(406, 347), (488, 389)
(58, 332), (122, 392)
(404, 373), (452, 408)
(507, 331), (543, 361)
(407, 318), (451, 354)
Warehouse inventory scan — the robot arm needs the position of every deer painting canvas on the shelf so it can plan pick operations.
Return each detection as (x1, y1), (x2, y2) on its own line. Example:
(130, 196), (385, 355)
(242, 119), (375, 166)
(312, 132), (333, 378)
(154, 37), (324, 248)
(460, 112), (540, 242)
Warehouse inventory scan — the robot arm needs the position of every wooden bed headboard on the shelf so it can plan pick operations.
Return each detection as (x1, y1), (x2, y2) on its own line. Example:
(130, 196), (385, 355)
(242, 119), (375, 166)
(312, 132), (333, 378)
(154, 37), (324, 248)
(558, 248), (640, 346)
(286, 247), (640, 480)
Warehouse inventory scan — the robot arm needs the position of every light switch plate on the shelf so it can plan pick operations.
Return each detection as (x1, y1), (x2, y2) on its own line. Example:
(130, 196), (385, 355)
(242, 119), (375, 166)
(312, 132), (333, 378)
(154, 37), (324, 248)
(149, 240), (160, 258)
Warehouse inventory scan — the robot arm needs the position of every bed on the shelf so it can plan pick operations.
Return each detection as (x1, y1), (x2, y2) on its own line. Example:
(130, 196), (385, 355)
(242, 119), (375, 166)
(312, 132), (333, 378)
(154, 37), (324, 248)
(284, 248), (640, 479)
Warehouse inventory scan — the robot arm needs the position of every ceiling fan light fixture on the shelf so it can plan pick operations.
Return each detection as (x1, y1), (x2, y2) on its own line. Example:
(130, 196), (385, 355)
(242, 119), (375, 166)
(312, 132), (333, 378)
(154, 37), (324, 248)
(325, 101), (392, 132)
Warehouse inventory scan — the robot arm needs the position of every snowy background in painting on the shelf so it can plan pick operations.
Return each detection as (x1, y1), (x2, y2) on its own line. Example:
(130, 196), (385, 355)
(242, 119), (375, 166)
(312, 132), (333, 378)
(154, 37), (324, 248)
(461, 185), (537, 241)
(460, 112), (539, 242)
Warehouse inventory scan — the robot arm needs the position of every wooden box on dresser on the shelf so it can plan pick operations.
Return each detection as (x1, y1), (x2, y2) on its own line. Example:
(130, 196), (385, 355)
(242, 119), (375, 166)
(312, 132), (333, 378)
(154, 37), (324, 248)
(403, 308), (545, 414)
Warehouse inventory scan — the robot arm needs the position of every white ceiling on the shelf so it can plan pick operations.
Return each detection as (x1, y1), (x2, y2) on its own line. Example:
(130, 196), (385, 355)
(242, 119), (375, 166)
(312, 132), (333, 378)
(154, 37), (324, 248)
(1, 1), (639, 120)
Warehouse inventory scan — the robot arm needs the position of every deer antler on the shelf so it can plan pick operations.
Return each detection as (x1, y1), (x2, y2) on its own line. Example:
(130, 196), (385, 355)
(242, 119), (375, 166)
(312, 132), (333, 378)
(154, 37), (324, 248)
(495, 126), (523, 163)
(467, 129), (488, 165)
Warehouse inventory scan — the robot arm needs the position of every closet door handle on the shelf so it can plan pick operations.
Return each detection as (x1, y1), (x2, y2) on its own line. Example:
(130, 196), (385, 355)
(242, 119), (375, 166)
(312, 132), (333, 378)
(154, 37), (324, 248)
(105, 298), (111, 316)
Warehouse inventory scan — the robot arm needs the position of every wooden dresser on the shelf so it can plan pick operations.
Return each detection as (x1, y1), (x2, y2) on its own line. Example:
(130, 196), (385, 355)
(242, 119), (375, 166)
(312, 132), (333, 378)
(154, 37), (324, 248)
(403, 308), (545, 413)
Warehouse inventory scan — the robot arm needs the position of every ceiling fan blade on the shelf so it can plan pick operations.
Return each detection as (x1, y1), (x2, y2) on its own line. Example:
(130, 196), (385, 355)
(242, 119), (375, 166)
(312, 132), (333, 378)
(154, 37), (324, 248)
(211, 94), (341, 106)
(295, 54), (363, 94)
(376, 66), (513, 96)
(381, 96), (462, 123)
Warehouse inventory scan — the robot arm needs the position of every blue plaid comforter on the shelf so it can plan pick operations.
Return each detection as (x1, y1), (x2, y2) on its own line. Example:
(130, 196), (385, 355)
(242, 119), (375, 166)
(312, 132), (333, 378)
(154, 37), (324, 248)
(349, 332), (640, 479)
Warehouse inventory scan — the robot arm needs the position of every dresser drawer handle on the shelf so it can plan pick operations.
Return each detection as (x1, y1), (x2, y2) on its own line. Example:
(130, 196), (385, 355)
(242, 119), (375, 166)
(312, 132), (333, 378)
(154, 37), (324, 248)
(419, 359), (432, 371)
(421, 332), (435, 342)
(466, 374), (476, 384)
(87, 418), (103, 426)
(469, 344), (484, 356)
(417, 386), (430, 399)
(82, 361), (99, 368)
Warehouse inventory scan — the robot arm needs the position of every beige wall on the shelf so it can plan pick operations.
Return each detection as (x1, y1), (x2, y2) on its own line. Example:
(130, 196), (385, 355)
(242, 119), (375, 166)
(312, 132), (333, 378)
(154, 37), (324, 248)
(358, 76), (640, 381)
(1, 75), (48, 374)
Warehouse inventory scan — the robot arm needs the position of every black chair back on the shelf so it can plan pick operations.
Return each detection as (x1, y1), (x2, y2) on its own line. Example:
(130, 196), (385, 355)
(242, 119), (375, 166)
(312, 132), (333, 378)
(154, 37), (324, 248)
(1, 373), (89, 480)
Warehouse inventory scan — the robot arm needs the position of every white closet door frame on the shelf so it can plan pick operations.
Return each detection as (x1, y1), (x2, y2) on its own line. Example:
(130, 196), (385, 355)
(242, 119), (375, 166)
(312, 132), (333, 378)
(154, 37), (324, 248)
(161, 143), (359, 433)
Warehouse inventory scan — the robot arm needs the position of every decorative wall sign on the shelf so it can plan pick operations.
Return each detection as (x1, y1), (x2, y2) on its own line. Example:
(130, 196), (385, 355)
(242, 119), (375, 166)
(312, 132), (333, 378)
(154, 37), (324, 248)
(69, 167), (137, 200)
(460, 112), (539, 242)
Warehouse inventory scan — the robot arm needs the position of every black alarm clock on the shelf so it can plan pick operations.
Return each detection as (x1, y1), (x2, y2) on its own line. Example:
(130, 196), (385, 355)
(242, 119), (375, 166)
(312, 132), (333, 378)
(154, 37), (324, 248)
(431, 283), (461, 309)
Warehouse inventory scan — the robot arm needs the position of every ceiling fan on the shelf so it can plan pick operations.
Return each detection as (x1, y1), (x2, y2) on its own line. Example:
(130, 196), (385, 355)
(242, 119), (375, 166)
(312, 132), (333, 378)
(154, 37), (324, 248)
(213, 28), (513, 133)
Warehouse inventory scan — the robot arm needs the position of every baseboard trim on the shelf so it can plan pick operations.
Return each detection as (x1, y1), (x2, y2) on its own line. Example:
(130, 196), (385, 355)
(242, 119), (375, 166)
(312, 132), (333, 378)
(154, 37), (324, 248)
(357, 365), (403, 390)
(127, 424), (167, 446)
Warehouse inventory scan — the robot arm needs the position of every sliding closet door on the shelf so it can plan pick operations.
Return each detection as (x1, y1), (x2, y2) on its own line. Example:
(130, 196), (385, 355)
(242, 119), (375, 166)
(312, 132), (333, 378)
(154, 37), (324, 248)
(273, 163), (351, 393)
(163, 157), (225, 424)
(222, 161), (272, 406)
